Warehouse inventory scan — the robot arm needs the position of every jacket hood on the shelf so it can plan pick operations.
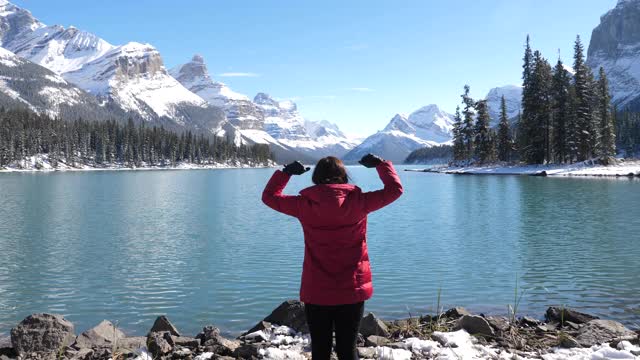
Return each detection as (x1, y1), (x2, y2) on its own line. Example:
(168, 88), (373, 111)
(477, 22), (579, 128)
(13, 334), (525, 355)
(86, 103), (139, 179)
(299, 184), (361, 207)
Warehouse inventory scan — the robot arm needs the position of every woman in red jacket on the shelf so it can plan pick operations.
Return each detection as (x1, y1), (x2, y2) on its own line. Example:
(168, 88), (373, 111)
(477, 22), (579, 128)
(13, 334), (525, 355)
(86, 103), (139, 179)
(262, 154), (403, 360)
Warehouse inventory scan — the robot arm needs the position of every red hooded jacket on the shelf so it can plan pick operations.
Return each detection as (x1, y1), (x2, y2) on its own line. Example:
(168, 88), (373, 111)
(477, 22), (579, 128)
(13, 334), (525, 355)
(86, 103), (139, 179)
(262, 161), (403, 305)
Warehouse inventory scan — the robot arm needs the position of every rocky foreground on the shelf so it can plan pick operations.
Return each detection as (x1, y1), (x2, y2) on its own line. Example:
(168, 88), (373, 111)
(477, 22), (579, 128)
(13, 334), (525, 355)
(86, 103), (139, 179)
(1, 301), (639, 359)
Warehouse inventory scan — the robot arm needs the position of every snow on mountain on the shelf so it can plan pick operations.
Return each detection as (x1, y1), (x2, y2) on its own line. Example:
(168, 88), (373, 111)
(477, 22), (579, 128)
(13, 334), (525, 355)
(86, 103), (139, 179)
(587, 0), (640, 110)
(170, 55), (264, 130)
(344, 106), (454, 163)
(63, 42), (225, 130)
(485, 85), (522, 125)
(255, 92), (308, 140)
(0, 46), (126, 120)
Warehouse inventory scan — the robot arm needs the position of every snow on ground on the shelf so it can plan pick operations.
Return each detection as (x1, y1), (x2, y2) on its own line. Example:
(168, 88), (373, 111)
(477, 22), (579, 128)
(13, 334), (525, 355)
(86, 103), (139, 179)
(418, 160), (640, 177)
(0, 154), (275, 173)
(125, 326), (640, 360)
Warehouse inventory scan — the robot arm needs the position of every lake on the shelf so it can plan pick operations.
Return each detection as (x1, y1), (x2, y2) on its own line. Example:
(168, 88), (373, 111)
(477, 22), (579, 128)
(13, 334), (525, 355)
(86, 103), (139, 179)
(0, 167), (639, 337)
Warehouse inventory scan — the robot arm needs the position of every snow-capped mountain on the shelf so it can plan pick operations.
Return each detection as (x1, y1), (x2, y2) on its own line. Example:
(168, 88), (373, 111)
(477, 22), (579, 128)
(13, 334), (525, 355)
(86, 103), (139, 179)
(170, 55), (264, 130)
(485, 85), (522, 125)
(587, 0), (640, 110)
(0, 46), (126, 120)
(0, 1), (114, 74)
(62, 43), (225, 131)
(344, 105), (455, 163)
(0, 1), (225, 133)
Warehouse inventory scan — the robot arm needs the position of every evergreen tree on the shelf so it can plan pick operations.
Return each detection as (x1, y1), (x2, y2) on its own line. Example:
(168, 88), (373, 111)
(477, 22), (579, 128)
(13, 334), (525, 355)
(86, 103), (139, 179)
(596, 67), (616, 163)
(474, 100), (493, 163)
(452, 106), (466, 161)
(497, 96), (512, 162)
(573, 35), (596, 161)
(551, 58), (572, 163)
(521, 50), (552, 164)
(461, 85), (475, 161)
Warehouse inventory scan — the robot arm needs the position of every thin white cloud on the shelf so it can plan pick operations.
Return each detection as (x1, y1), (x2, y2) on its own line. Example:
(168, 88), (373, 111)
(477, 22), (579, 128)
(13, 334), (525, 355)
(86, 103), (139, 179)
(217, 72), (260, 78)
(350, 87), (375, 92)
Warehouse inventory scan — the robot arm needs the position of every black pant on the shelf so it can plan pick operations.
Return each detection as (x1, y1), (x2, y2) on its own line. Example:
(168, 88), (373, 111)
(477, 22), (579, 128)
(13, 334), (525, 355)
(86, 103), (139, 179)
(304, 302), (364, 360)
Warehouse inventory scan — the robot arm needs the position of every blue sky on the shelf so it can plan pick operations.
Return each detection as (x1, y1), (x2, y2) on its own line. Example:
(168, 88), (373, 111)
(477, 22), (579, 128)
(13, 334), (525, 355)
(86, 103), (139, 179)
(15, 0), (616, 136)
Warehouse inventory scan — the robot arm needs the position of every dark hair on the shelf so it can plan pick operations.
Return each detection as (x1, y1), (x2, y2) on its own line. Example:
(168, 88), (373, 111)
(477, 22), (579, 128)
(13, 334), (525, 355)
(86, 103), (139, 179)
(312, 156), (350, 185)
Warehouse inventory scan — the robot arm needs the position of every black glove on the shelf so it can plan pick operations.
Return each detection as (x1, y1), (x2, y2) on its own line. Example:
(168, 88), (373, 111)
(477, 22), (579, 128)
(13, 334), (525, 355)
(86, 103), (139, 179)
(283, 161), (310, 175)
(359, 154), (384, 168)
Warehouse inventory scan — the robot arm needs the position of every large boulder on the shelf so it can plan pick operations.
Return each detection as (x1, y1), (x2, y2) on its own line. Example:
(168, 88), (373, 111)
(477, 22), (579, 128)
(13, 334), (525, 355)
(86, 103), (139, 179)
(545, 307), (598, 325)
(197, 326), (240, 355)
(263, 300), (308, 333)
(359, 313), (390, 338)
(576, 320), (636, 347)
(458, 315), (495, 337)
(148, 315), (180, 336)
(73, 320), (125, 349)
(10, 314), (76, 357)
(146, 331), (173, 358)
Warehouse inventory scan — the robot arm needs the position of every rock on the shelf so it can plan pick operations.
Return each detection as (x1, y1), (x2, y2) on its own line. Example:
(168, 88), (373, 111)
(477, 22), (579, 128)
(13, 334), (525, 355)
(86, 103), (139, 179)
(359, 313), (390, 338)
(172, 336), (200, 349)
(201, 331), (240, 356)
(444, 307), (471, 318)
(196, 325), (221, 344)
(576, 320), (636, 347)
(67, 348), (94, 360)
(545, 307), (598, 325)
(233, 343), (264, 358)
(73, 320), (125, 349)
(559, 333), (580, 348)
(365, 335), (389, 347)
(146, 331), (173, 358)
(387, 342), (410, 350)
(10, 313), (76, 357)
(172, 347), (192, 358)
(458, 315), (495, 337)
(149, 315), (181, 337)
(117, 336), (147, 353)
(520, 316), (539, 327)
(263, 300), (308, 333)
(486, 316), (510, 332)
(565, 321), (581, 330)
(241, 321), (272, 338)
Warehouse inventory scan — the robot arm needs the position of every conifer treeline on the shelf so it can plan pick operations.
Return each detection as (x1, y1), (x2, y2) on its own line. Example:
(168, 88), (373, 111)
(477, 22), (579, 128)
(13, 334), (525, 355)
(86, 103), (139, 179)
(452, 35), (619, 165)
(0, 108), (273, 169)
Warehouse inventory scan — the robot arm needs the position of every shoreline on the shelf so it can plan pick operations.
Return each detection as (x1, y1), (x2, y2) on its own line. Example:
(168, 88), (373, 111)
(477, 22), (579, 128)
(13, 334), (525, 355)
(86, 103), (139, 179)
(2, 302), (638, 360)
(0, 155), (277, 173)
(405, 159), (640, 178)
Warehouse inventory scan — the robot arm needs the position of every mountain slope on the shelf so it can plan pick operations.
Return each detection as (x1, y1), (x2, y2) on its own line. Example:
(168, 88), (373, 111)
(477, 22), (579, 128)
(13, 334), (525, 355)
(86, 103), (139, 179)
(485, 85), (522, 125)
(344, 105), (454, 163)
(170, 55), (264, 130)
(0, 46), (126, 121)
(587, 0), (640, 110)
(62, 43), (225, 132)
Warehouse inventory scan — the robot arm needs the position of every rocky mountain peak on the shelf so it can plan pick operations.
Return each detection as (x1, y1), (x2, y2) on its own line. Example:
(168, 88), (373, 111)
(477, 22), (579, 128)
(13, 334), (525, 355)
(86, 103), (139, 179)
(191, 54), (205, 64)
(588, 0), (640, 109)
(254, 92), (278, 106)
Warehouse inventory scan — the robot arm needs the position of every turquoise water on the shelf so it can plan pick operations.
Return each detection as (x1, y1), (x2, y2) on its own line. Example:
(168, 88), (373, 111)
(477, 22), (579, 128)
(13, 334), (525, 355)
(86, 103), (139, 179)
(0, 167), (639, 337)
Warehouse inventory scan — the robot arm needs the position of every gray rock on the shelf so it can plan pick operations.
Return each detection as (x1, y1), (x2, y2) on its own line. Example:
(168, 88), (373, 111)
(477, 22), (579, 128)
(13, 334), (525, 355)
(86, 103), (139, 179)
(359, 313), (390, 338)
(444, 307), (471, 318)
(387, 342), (410, 350)
(67, 348), (94, 360)
(263, 300), (308, 333)
(233, 343), (265, 358)
(545, 307), (598, 325)
(576, 320), (636, 347)
(73, 320), (125, 349)
(365, 335), (388, 347)
(565, 321), (581, 330)
(520, 316), (539, 327)
(559, 334), (580, 348)
(10, 313), (76, 357)
(458, 315), (495, 337)
(196, 325), (221, 344)
(357, 347), (376, 358)
(146, 331), (173, 358)
(241, 321), (272, 338)
(149, 316), (181, 337)
(202, 332), (240, 356)
(486, 316), (510, 332)
(172, 336), (200, 349)
(116, 336), (147, 353)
